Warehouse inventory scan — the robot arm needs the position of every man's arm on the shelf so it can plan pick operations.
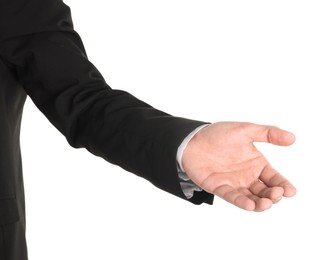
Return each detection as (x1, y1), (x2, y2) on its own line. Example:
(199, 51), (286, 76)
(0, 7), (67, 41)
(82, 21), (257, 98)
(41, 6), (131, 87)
(0, 0), (296, 211)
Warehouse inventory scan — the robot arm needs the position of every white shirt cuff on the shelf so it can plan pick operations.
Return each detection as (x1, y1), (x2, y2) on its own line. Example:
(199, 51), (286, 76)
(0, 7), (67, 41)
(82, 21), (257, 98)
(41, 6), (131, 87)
(176, 124), (210, 199)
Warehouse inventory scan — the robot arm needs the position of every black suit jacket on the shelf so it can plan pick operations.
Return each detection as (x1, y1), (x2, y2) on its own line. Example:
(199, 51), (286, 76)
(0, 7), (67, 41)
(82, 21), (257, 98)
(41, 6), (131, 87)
(0, 0), (213, 260)
(0, 1), (213, 259)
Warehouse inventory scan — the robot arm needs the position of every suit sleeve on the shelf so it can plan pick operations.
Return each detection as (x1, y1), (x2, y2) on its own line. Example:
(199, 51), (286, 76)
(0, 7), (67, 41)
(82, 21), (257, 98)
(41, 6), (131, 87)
(0, 0), (214, 204)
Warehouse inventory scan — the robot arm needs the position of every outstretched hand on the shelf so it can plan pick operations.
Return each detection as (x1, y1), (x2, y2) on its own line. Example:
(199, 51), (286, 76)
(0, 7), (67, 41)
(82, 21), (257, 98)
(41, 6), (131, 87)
(182, 122), (296, 212)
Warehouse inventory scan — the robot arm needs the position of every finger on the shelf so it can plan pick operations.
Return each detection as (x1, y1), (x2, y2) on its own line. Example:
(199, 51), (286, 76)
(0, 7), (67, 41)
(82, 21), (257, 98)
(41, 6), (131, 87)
(254, 198), (273, 212)
(247, 124), (296, 146)
(249, 181), (284, 202)
(214, 185), (256, 211)
(260, 165), (297, 197)
(242, 189), (275, 212)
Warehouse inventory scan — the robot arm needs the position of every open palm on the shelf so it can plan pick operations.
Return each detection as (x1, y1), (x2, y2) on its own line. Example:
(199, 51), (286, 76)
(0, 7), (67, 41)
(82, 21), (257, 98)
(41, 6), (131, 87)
(182, 122), (296, 211)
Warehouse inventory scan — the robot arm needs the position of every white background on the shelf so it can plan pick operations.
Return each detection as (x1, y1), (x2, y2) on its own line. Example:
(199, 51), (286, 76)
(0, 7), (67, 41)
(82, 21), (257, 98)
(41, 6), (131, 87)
(21, 1), (329, 259)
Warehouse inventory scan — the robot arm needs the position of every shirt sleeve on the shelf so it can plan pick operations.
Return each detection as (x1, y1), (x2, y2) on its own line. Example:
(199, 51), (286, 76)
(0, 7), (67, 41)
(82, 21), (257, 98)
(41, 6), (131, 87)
(177, 125), (210, 199)
(0, 0), (214, 205)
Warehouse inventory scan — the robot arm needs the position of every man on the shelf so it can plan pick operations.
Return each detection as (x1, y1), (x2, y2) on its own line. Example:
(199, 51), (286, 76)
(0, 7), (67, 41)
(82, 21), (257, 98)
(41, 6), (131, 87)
(0, 1), (296, 259)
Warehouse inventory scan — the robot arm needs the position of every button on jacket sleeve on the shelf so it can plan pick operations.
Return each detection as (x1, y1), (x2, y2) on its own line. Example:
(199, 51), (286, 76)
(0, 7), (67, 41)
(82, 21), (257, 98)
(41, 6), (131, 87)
(0, 0), (214, 205)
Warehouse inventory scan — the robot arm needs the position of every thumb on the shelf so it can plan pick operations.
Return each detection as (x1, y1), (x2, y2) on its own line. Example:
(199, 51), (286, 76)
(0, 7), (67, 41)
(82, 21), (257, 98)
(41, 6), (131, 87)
(248, 124), (296, 146)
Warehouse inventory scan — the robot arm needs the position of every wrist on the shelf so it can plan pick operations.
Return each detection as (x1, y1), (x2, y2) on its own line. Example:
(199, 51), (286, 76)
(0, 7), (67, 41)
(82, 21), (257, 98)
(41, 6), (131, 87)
(179, 124), (210, 172)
